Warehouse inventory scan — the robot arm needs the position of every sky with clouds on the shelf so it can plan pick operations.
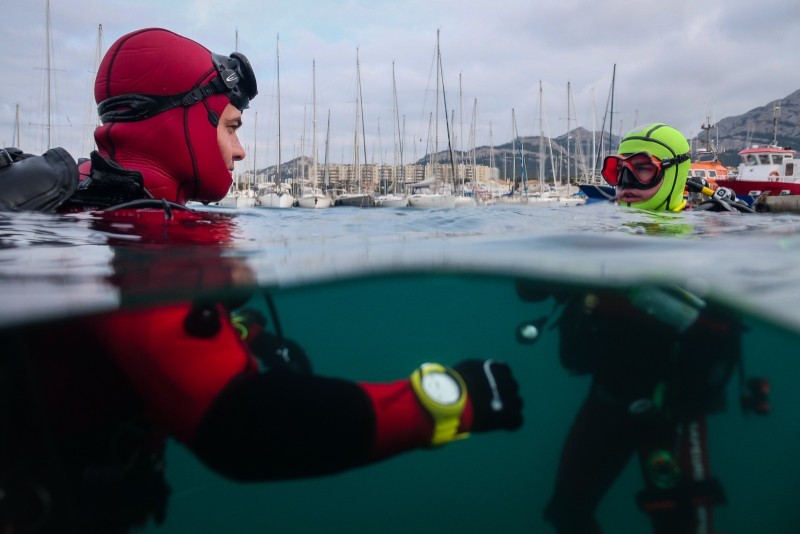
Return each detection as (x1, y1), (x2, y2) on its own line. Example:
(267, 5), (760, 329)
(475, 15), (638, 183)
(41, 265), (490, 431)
(2, 0), (799, 169)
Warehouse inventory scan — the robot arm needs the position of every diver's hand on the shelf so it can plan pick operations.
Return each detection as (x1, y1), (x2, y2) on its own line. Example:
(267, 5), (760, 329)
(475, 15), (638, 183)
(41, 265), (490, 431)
(454, 359), (523, 432)
(253, 334), (313, 374)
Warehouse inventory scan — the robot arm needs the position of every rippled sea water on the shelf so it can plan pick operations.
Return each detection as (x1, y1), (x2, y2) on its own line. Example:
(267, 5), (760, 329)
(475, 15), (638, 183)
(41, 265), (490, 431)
(2, 202), (800, 533)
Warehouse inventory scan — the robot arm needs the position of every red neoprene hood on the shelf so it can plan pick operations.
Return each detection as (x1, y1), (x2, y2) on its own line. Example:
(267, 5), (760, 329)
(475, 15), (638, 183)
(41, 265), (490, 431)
(94, 28), (236, 204)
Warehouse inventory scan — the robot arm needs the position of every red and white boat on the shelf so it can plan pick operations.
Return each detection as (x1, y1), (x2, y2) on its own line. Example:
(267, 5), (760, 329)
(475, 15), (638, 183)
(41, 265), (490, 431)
(715, 145), (800, 205)
(714, 101), (800, 205)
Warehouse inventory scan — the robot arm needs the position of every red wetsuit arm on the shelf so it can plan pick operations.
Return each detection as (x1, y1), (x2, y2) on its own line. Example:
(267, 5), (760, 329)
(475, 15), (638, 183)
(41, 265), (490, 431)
(190, 373), (475, 481)
(94, 301), (474, 480)
(93, 301), (257, 444)
(359, 380), (474, 459)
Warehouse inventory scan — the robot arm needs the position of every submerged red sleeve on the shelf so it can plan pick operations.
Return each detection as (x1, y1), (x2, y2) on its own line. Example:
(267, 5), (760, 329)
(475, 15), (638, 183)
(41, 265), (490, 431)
(359, 380), (474, 458)
(94, 302), (257, 443)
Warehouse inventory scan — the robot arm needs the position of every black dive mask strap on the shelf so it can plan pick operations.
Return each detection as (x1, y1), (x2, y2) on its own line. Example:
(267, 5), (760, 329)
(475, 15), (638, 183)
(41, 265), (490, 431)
(97, 77), (228, 123)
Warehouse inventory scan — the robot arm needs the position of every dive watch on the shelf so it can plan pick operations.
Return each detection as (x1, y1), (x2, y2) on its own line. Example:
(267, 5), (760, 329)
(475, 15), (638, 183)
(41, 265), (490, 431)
(410, 363), (469, 446)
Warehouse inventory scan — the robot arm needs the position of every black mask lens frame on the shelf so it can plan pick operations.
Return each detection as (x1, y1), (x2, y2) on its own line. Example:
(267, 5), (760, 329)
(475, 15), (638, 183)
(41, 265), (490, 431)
(211, 52), (258, 110)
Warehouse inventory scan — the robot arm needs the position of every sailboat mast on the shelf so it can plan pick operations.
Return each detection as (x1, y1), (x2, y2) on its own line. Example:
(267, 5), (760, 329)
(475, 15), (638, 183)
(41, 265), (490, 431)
(566, 81), (571, 186)
(252, 111), (257, 190)
(401, 114), (406, 190)
(358, 50), (368, 188)
(353, 48), (366, 193)
(425, 112), (432, 180)
(276, 34), (281, 187)
(324, 109), (331, 190)
(392, 61), (399, 193)
(608, 63), (616, 154)
(591, 87), (597, 181)
(352, 50), (360, 192)
(459, 72), (464, 190)
(538, 80), (545, 194)
(510, 109), (516, 193)
(489, 121), (494, 181)
(516, 108), (528, 197)
(471, 98), (478, 179)
(392, 67), (405, 189)
(312, 59), (318, 189)
(14, 104), (20, 147)
(435, 29), (440, 190)
(45, 0), (52, 149)
(83, 24), (103, 155)
(438, 35), (457, 193)
(771, 100), (780, 146)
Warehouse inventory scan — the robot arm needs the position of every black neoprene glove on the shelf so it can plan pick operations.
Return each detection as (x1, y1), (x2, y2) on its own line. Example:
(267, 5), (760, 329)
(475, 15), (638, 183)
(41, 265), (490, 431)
(454, 359), (523, 432)
(230, 307), (313, 374)
(252, 333), (313, 375)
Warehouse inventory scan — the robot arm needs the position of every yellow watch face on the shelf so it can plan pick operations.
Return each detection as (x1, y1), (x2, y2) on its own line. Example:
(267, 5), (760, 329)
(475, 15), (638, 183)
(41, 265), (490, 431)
(411, 364), (469, 446)
(420, 371), (462, 405)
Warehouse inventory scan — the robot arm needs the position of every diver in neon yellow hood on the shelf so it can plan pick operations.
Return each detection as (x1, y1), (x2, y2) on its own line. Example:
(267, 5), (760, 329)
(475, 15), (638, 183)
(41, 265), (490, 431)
(601, 123), (691, 211)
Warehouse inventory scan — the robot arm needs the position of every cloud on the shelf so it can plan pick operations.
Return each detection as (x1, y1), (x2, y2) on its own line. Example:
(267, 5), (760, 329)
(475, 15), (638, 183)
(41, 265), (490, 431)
(2, 0), (798, 169)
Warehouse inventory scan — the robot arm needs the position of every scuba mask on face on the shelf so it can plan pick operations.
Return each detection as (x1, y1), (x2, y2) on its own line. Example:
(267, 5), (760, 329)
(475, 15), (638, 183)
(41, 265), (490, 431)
(615, 124), (691, 211)
(603, 151), (690, 191)
(97, 51), (258, 124)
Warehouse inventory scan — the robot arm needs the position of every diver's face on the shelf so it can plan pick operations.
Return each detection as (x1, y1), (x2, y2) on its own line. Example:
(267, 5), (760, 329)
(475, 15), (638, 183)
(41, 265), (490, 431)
(611, 152), (663, 203)
(616, 182), (660, 203)
(217, 103), (246, 172)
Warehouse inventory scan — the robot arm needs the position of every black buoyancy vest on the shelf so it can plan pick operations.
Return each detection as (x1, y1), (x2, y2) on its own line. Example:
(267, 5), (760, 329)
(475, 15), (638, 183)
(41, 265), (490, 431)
(0, 147), (149, 213)
(0, 147), (78, 212)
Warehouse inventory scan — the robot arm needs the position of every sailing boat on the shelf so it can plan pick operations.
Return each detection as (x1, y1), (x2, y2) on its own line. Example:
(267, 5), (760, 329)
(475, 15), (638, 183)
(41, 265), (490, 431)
(545, 82), (584, 207)
(454, 88), (478, 207)
(513, 81), (567, 208)
(258, 34), (294, 209)
(35, 0), (66, 153)
(375, 61), (408, 207)
(81, 24), (103, 155)
(714, 100), (800, 204)
(578, 64), (617, 203)
(408, 30), (456, 209)
(336, 48), (375, 207)
(496, 108), (531, 205)
(297, 60), (332, 209)
(217, 30), (257, 208)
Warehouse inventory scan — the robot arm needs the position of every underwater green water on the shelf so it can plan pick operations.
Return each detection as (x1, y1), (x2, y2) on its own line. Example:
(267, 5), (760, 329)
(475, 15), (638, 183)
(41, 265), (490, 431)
(144, 272), (799, 534)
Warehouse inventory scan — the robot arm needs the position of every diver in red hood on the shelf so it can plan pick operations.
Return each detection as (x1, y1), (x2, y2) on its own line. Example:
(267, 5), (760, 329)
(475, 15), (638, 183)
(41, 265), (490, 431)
(1, 28), (523, 534)
(91, 27), (255, 204)
(0, 27), (255, 213)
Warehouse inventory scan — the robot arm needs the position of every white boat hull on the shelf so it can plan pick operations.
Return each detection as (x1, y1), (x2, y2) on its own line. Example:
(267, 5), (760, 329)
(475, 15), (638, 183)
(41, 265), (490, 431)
(407, 194), (456, 209)
(557, 197), (587, 207)
(258, 193), (295, 208)
(297, 195), (333, 209)
(217, 192), (257, 208)
(375, 195), (408, 208)
(454, 196), (479, 207)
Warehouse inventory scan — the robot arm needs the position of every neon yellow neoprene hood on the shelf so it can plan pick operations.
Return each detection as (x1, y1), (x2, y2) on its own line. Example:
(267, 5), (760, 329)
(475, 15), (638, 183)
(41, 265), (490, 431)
(617, 123), (691, 212)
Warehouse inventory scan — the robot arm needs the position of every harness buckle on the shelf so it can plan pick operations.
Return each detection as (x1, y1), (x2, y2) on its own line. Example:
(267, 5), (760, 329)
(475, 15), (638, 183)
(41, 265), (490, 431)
(0, 148), (14, 169)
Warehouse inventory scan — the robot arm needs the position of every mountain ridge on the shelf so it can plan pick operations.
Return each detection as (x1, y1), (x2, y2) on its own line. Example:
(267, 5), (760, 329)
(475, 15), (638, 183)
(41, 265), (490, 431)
(425, 88), (800, 181)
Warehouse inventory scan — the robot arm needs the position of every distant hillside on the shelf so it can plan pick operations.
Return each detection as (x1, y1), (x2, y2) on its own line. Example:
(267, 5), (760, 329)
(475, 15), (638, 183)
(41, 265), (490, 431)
(421, 88), (800, 183)
(711, 88), (800, 165)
